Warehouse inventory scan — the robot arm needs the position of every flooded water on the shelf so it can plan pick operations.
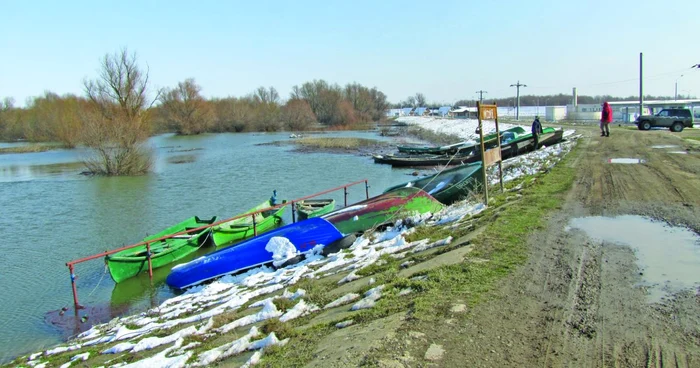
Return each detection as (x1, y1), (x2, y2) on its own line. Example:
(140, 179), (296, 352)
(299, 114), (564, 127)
(650, 145), (679, 149)
(608, 158), (646, 164)
(0, 131), (418, 362)
(568, 215), (700, 303)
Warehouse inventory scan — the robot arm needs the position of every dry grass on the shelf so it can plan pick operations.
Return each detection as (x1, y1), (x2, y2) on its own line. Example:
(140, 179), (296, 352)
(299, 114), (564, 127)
(293, 137), (380, 149)
(0, 144), (60, 154)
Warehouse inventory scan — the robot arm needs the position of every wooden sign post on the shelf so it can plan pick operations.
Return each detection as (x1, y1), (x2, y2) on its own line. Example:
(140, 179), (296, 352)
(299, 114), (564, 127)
(476, 102), (504, 206)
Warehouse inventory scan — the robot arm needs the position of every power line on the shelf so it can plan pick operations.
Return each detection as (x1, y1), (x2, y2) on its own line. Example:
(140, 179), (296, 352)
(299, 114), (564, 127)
(475, 90), (488, 103)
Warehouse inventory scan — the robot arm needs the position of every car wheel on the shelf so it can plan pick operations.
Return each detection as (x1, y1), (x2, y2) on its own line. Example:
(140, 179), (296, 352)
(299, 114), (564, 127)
(640, 120), (651, 130)
(670, 122), (684, 133)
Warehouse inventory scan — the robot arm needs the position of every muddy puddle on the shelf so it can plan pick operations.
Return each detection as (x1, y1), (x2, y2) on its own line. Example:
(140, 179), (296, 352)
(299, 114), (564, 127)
(608, 158), (646, 164)
(568, 215), (700, 302)
(651, 145), (679, 149)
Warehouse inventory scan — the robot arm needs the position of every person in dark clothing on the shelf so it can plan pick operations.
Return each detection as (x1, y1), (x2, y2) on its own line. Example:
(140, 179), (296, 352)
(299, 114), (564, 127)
(270, 190), (278, 206)
(601, 102), (612, 137)
(531, 116), (543, 150)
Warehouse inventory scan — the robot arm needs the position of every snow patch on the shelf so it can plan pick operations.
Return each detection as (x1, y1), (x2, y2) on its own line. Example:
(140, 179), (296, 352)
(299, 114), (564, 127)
(324, 293), (361, 309)
(265, 237), (299, 267)
(279, 299), (320, 322)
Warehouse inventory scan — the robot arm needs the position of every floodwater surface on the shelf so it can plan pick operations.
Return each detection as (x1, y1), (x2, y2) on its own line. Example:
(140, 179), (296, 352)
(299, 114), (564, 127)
(0, 131), (417, 362)
(608, 158), (646, 164)
(569, 215), (700, 303)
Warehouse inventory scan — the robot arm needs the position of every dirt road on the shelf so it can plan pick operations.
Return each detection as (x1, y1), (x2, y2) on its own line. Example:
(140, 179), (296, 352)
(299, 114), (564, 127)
(436, 125), (700, 367)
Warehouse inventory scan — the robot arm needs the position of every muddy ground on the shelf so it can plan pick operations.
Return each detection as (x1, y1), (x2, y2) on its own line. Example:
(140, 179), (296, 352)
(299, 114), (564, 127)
(307, 124), (700, 367)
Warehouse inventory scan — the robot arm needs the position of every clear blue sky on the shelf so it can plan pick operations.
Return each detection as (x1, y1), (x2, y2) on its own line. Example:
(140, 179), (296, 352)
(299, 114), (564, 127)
(1, 0), (699, 106)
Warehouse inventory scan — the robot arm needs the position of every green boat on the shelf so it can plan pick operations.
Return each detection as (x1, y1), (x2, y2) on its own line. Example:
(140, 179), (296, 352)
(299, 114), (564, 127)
(212, 199), (287, 247)
(107, 216), (217, 283)
(296, 199), (335, 220)
(395, 126), (526, 156)
(397, 141), (473, 155)
(383, 162), (483, 205)
(322, 187), (443, 234)
(500, 127), (563, 158)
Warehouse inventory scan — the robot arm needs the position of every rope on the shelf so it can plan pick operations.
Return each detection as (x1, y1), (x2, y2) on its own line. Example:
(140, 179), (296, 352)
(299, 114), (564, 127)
(87, 263), (108, 298)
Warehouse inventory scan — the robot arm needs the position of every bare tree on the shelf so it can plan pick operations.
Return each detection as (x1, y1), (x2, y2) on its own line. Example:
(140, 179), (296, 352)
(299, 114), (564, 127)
(415, 93), (427, 107)
(281, 98), (316, 131)
(159, 78), (213, 135)
(0, 97), (14, 138)
(82, 48), (158, 175)
(406, 96), (416, 108)
(254, 86), (280, 104)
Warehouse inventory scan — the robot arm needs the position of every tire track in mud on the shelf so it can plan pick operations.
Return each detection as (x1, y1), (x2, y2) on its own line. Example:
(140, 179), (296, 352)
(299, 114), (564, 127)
(564, 243), (602, 340)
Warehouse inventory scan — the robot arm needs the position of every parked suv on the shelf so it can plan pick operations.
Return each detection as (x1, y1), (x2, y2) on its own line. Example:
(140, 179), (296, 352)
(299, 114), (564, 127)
(636, 108), (694, 132)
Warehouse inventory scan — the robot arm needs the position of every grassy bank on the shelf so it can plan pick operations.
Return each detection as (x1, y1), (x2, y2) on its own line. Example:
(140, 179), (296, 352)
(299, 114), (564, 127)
(0, 143), (62, 154)
(293, 137), (382, 149)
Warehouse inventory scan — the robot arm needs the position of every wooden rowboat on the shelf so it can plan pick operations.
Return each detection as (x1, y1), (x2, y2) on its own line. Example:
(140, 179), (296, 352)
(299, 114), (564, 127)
(296, 199), (335, 220)
(383, 162), (483, 205)
(212, 199), (288, 247)
(107, 216), (217, 283)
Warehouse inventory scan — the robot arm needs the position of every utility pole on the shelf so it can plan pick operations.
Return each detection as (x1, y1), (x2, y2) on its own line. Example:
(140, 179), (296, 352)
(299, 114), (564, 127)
(510, 81), (527, 120)
(475, 90), (488, 103)
(639, 53), (643, 117)
(675, 75), (684, 100)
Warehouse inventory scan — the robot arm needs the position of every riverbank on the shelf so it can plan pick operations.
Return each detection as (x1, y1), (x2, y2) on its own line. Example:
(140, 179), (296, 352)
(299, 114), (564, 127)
(6, 126), (580, 367)
(0, 143), (63, 154)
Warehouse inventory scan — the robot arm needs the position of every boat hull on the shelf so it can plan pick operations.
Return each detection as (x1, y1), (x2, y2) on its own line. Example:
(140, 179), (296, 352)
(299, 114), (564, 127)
(212, 200), (287, 247)
(166, 217), (344, 289)
(373, 153), (478, 167)
(383, 162), (483, 204)
(107, 216), (217, 283)
(296, 199), (335, 220)
(322, 187), (444, 234)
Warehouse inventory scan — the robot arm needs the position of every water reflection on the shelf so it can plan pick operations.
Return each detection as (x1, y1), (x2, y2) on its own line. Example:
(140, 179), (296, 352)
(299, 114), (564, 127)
(0, 161), (85, 182)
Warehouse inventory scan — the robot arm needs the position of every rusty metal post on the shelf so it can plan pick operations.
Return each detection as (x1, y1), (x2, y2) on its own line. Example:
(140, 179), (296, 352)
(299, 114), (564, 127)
(252, 213), (257, 237)
(494, 105), (504, 193)
(344, 186), (348, 207)
(68, 264), (81, 309)
(477, 102), (488, 206)
(146, 242), (153, 278)
(365, 180), (369, 199)
(291, 201), (296, 223)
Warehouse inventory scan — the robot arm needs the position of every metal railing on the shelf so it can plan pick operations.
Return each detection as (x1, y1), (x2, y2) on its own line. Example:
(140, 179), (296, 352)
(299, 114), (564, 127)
(65, 179), (370, 309)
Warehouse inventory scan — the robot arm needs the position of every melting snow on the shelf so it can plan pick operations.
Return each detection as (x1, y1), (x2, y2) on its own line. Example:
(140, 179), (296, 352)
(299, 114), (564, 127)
(279, 299), (320, 322)
(324, 293), (361, 309)
(241, 351), (262, 368)
(217, 299), (282, 334)
(193, 327), (260, 366)
(265, 237), (299, 267)
(335, 320), (354, 328)
(351, 285), (385, 310)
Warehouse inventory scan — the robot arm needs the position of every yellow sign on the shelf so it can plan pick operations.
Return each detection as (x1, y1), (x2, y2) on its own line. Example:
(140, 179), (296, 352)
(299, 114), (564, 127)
(479, 104), (498, 120)
(483, 148), (502, 167)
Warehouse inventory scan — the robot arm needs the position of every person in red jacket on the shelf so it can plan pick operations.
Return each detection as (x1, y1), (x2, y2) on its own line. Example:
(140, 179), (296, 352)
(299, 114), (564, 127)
(600, 102), (613, 137)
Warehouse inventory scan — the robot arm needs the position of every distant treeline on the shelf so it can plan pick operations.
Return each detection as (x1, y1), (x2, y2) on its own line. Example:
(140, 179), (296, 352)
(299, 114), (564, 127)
(390, 93), (690, 109)
(0, 80), (389, 143)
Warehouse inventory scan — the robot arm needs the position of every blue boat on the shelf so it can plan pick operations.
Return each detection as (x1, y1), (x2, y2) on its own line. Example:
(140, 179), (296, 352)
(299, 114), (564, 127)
(166, 217), (344, 289)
